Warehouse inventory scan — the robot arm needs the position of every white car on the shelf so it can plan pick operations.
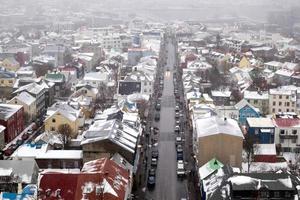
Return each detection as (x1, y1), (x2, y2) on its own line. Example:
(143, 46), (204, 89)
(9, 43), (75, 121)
(177, 160), (185, 177)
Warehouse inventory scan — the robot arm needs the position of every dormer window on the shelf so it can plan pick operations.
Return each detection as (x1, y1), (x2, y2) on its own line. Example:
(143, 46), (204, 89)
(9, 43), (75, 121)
(280, 130), (285, 135)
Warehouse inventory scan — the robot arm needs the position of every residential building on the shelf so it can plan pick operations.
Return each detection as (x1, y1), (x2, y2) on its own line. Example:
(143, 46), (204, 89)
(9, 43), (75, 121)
(44, 72), (66, 97)
(38, 157), (132, 200)
(10, 142), (82, 169)
(253, 143), (277, 163)
(225, 173), (298, 200)
(44, 102), (84, 138)
(83, 71), (111, 88)
(0, 69), (16, 88)
(211, 90), (231, 106)
(269, 87), (297, 114)
(81, 119), (140, 165)
(13, 82), (46, 125)
(0, 160), (38, 193)
(235, 99), (260, 125)
(244, 90), (269, 115)
(246, 118), (275, 144)
(273, 113), (300, 153)
(194, 116), (244, 168)
(128, 48), (154, 66)
(264, 61), (283, 71)
(1, 57), (20, 71)
(8, 91), (36, 123)
(0, 104), (24, 143)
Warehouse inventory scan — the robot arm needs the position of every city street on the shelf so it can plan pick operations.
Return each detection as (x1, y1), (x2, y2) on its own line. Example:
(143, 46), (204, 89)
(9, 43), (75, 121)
(146, 39), (189, 200)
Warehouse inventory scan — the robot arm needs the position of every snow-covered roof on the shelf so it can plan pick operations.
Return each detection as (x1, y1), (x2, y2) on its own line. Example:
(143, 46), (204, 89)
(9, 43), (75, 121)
(11, 143), (48, 159)
(264, 61), (282, 68)
(0, 125), (5, 133)
(275, 69), (294, 77)
(244, 90), (268, 100)
(254, 143), (276, 155)
(81, 119), (139, 154)
(0, 104), (23, 120)
(195, 116), (243, 138)
(246, 118), (274, 128)
(36, 150), (82, 159)
(199, 158), (224, 180)
(235, 99), (259, 113)
(14, 91), (36, 105)
(84, 72), (109, 82)
(211, 90), (231, 97)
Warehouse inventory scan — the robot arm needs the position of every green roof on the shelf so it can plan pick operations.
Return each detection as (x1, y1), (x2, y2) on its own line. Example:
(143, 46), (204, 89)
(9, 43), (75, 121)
(199, 158), (224, 180)
(45, 73), (65, 82)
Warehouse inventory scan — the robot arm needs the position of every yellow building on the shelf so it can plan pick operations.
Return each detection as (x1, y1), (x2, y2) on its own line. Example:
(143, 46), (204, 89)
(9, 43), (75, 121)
(8, 91), (36, 123)
(194, 116), (244, 168)
(0, 70), (16, 87)
(44, 104), (84, 138)
(239, 56), (251, 69)
(1, 57), (20, 72)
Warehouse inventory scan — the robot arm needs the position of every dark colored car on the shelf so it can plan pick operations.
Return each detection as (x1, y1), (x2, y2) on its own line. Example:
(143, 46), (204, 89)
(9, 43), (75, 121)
(149, 168), (156, 177)
(22, 133), (29, 140)
(147, 175), (156, 188)
(154, 113), (160, 121)
(151, 150), (159, 159)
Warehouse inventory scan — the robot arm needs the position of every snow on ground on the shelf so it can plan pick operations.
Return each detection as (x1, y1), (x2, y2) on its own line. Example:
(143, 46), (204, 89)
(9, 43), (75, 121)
(241, 162), (288, 173)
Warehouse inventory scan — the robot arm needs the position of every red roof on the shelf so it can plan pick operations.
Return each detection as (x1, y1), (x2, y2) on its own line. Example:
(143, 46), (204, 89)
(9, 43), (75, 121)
(273, 118), (300, 127)
(38, 158), (130, 200)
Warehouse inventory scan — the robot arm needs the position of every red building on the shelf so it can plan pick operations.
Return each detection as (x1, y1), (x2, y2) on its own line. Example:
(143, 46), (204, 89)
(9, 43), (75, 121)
(0, 104), (24, 143)
(253, 143), (277, 163)
(39, 158), (131, 200)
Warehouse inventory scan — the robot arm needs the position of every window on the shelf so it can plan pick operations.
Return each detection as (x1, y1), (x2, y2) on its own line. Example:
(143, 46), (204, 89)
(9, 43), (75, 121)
(272, 108), (275, 113)
(280, 138), (284, 143)
(254, 100), (258, 104)
(52, 118), (56, 123)
(144, 82), (147, 86)
(292, 138), (297, 143)
(273, 102), (276, 106)
(293, 130), (297, 135)
(278, 109), (282, 112)
(285, 192), (291, 198)
(280, 130), (285, 134)
(51, 127), (55, 131)
(274, 191), (280, 198)
(279, 95), (282, 99)
(286, 102), (290, 107)
(286, 96), (289, 99)
(287, 109), (289, 112)
(279, 102), (282, 106)
(0, 80), (3, 84)
(260, 191), (269, 198)
(8, 80), (13, 83)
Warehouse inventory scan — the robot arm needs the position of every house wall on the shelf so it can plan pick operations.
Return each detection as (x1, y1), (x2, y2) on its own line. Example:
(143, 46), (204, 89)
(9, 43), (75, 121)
(0, 78), (15, 87)
(254, 155), (277, 163)
(246, 99), (269, 115)
(82, 140), (134, 164)
(0, 130), (5, 149)
(247, 126), (275, 144)
(35, 158), (83, 169)
(8, 98), (36, 123)
(44, 113), (79, 138)
(2, 59), (20, 71)
(239, 105), (260, 125)
(197, 134), (243, 168)
(275, 126), (300, 153)
(269, 93), (297, 114)
(0, 108), (24, 143)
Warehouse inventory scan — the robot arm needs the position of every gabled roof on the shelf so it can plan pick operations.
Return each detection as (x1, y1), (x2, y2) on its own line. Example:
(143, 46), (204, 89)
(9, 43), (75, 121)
(235, 99), (259, 113)
(0, 104), (23, 120)
(81, 119), (139, 154)
(13, 91), (36, 105)
(39, 157), (130, 200)
(195, 116), (243, 138)
(246, 118), (274, 128)
(13, 82), (45, 95)
(273, 118), (300, 128)
(228, 173), (294, 191)
(46, 102), (82, 122)
(199, 158), (224, 180)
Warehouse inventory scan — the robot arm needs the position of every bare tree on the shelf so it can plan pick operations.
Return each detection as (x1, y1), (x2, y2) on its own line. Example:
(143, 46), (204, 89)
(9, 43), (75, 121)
(244, 133), (259, 173)
(58, 124), (73, 149)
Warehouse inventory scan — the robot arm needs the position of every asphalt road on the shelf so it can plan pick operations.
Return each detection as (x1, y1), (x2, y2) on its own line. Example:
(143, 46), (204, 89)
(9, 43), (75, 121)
(146, 39), (188, 200)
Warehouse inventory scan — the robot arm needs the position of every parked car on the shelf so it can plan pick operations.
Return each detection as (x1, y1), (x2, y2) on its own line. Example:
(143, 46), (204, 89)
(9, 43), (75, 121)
(147, 175), (156, 189)
(21, 133), (29, 140)
(175, 112), (180, 119)
(174, 125), (180, 134)
(151, 158), (158, 167)
(149, 168), (156, 177)
(177, 160), (185, 178)
(175, 105), (180, 112)
(155, 103), (161, 111)
(152, 127), (159, 135)
(176, 136), (182, 145)
(154, 113), (160, 121)
(152, 150), (159, 159)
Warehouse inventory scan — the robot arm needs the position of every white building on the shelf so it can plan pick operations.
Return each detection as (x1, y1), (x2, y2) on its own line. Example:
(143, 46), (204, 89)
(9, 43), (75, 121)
(273, 113), (300, 153)
(269, 87), (297, 114)
(244, 90), (269, 115)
